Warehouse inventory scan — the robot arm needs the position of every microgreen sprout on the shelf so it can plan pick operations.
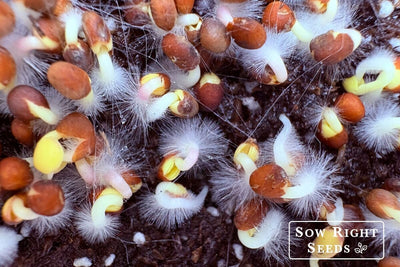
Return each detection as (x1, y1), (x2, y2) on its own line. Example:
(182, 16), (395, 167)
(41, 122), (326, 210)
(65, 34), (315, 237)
(139, 182), (208, 229)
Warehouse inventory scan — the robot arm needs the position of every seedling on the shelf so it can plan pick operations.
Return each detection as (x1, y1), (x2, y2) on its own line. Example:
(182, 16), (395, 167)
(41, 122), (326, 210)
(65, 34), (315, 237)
(131, 72), (199, 124)
(75, 187), (123, 243)
(316, 107), (348, 149)
(75, 132), (143, 199)
(33, 112), (95, 174)
(158, 117), (227, 181)
(47, 61), (100, 114)
(310, 29), (362, 65)
(7, 85), (59, 125)
(139, 182), (208, 229)
(343, 50), (397, 95)
(236, 205), (289, 262)
(82, 11), (114, 84)
(262, 1), (314, 43)
(239, 30), (296, 84)
(17, 16), (64, 53)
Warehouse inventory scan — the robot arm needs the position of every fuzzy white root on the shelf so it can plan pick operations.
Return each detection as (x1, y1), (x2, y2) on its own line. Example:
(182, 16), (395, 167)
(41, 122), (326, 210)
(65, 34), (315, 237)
(139, 182), (208, 229)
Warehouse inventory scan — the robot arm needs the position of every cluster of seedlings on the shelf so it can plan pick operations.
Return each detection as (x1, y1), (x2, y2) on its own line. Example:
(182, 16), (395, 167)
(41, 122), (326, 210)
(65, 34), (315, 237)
(0, 0), (400, 266)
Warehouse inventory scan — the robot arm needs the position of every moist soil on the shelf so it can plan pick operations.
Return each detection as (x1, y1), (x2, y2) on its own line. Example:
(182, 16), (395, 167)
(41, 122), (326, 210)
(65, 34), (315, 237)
(1, 1), (400, 267)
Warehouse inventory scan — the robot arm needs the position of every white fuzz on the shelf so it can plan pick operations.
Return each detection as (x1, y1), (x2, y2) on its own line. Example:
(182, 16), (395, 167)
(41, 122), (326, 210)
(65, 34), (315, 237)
(238, 30), (297, 84)
(90, 63), (133, 100)
(88, 130), (143, 198)
(260, 114), (306, 176)
(213, 0), (264, 20)
(138, 183), (208, 229)
(0, 226), (23, 267)
(286, 152), (341, 218)
(210, 161), (259, 212)
(355, 96), (400, 155)
(362, 205), (399, 257)
(237, 209), (289, 263)
(75, 202), (121, 243)
(59, 9), (83, 45)
(355, 49), (396, 81)
(159, 117), (227, 173)
(148, 57), (200, 89)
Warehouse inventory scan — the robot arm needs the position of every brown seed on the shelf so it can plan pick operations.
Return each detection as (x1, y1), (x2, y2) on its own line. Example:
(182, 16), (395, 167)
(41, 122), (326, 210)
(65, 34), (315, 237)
(334, 93), (365, 123)
(22, 0), (57, 13)
(226, 18), (266, 49)
(366, 188), (400, 220)
(0, 46), (16, 90)
(27, 180), (65, 216)
(194, 72), (224, 111)
(7, 85), (50, 122)
(63, 40), (95, 72)
(150, 0), (177, 31)
(169, 90), (199, 118)
(249, 163), (289, 198)
(162, 33), (200, 70)
(0, 157), (33, 191)
(124, 0), (151, 26)
(32, 17), (64, 52)
(11, 118), (34, 147)
(82, 11), (112, 55)
(234, 199), (269, 231)
(378, 257), (400, 267)
(316, 120), (348, 149)
(56, 112), (96, 161)
(200, 18), (231, 53)
(262, 1), (296, 32)
(174, 0), (194, 13)
(310, 30), (355, 65)
(0, 1), (15, 38)
(47, 61), (92, 100)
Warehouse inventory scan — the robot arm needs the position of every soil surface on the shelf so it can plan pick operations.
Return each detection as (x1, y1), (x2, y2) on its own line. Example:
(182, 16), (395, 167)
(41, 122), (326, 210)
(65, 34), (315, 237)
(1, 1), (400, 267)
